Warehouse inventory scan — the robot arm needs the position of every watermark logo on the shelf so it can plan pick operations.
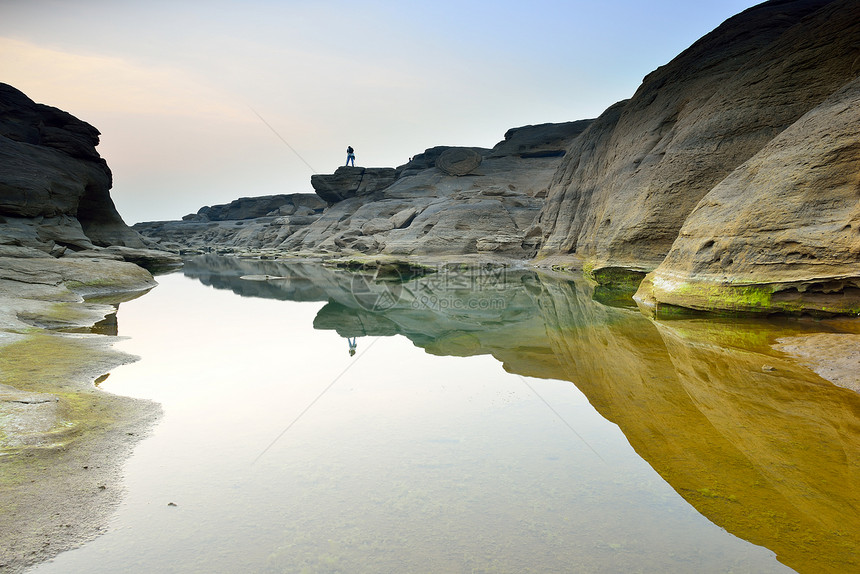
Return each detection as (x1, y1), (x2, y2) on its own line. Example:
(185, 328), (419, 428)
(349, 265), (403, 311)
(349, 264), (509, 312)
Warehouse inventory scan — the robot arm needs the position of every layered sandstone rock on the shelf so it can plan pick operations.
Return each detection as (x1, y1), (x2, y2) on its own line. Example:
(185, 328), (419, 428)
(534, 0), (860, 277)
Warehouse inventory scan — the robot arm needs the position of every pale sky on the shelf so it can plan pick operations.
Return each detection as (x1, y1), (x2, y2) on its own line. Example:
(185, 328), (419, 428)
(0, 0), (760, 224)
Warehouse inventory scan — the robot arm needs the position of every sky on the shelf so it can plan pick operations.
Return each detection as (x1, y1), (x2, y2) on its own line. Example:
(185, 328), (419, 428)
(0, 0), (761, 224)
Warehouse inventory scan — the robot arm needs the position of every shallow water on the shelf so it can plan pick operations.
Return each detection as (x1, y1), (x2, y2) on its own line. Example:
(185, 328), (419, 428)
(29, 257), (860, 573)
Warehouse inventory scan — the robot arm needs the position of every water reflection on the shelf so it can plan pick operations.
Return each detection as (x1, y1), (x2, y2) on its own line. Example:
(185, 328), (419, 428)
(183, 256), (860, 574)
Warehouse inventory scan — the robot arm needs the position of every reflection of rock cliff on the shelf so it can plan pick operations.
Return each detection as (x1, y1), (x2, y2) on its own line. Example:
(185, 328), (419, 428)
(536, 281), (860, 574)
(184, 255), (860, 574)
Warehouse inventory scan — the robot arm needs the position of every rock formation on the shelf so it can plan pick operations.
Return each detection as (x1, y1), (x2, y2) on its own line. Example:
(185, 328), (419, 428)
(290, 124), (585, 257)
(533, 0), (860, 279)
(0, 83), (178, 272)
(135, 0), (860, 317)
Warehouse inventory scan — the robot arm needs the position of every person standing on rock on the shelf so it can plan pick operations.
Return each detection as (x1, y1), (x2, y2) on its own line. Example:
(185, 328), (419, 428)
(346, 146), (355, 167)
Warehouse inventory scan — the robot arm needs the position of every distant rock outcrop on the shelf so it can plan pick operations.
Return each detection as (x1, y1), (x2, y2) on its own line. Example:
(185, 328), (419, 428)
(190, 193), (325, 221)
(137, 120), (593, 258)
(133, 193), (327, 255)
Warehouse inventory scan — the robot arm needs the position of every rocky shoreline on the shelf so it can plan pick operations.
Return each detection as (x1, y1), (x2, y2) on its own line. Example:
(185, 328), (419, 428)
(0, 83), (174, 572)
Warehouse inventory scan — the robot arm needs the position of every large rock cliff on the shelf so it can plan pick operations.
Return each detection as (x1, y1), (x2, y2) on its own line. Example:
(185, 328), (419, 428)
(0, 83), (144, 252)
(0, 83), (179, 273)
(533, 0), (860, 282)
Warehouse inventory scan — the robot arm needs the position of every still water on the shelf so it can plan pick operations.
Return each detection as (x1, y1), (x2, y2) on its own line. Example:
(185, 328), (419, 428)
(30, 257), (860, 573)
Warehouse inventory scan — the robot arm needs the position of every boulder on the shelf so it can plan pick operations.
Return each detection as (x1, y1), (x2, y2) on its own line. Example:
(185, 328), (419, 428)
(360, 217), (395, 235)
(390, 207), (418, 229)
(435, 147), (483, 176)
(311, 167), (397, 203)
(636, 75), (860, 315)
(394, 146), (492, 179)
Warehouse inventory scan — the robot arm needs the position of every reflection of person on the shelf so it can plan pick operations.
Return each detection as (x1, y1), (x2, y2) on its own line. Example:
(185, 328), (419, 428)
(347, 337), (357, 356)
(346, 146), (355, 167)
